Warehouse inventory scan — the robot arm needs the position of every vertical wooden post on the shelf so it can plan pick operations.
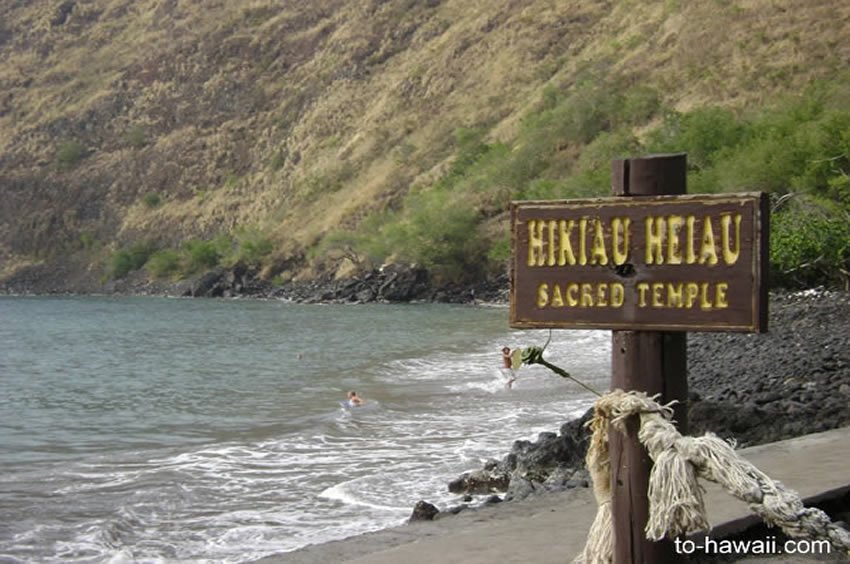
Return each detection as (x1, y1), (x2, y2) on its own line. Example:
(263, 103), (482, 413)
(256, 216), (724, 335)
(610, 154), (688, 564)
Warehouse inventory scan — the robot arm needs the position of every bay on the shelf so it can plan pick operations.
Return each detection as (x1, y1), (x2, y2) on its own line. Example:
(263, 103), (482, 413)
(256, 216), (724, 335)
(0, 296), (609, 562)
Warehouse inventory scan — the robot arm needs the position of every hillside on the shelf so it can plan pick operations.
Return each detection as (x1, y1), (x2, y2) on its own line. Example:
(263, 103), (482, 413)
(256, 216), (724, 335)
(1, 0), (849, 291)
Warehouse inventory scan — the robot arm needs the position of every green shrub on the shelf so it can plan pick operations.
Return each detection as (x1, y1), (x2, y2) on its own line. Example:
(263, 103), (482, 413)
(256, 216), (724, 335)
(79, 232), (96, 250)
(110, 252), (135, 279)
(224, 173), (241, 188)
(110, 241), (157, 279)
(784, 109), (850, 203)
(520, 81), (615, 150)
(407, 207), (486, 281)
(235, 229), (273, 266)
(269, 150), (286, 171)
(211, 233), (235, 258)
(616, 85), (661, 125)
(645, 107), (745, 171)
(540, 84), (561, 111)
(354, 209), (404, 265)
(146, 249), (181, 278)
(56, 140), (85, 167)
(449, 128), (492, 179)
(384, 190), (487, 281)
(126, 125), (147, 149)
(770, 196), (850, 289)
(141, 193), (161, 208)
(183, 239), (221, 273)
(709, 105), (850, 198)
(486, 235), (512, 265)
(520, 178), (565, 200)
(314, 229), (360, 259)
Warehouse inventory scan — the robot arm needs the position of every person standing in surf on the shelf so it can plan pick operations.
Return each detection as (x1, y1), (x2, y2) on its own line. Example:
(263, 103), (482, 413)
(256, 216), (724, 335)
(501, 347), (518, 390)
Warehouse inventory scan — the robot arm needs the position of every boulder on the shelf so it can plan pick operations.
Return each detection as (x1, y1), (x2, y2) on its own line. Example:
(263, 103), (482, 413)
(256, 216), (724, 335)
(504, 476), (537, 502)
(191, 268), (226, 297)
(409, 500), (439, 522)
(447, 468), (510, 495)
(376, 264), (430, 302)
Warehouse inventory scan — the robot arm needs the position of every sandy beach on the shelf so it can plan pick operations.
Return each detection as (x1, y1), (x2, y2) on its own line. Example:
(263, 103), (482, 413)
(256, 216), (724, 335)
(257, 426), (850, 563)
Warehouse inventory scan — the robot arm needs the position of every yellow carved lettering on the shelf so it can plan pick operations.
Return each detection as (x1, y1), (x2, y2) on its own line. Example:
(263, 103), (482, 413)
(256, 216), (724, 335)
(667, 215), (683, 264)
(611, 217), (630, 265)
(558, 220), (576, 266)
(721, 214), (742, 265)
(645, 216), (665, 265)
(528, 220), (545, 267)
(699, 217), (719, 265)
(590, 220), (609, 265)
(685, 215), (697, 264)
(547, 220), (557, 266)
(667, 283), (684, 307)
(580, 283), (594, 307)
(596, 283), (608, 307)
(578, 218), (588, 265)
(651, 282), (664, 307)
(566, 283), (579, 306)
(685, 282), (699, 308)
(716, 282), (729, 308)
(534, 281), (628, 308)
(537, 283), (549, 307)
(637, 282), (650, 307)
(610, 283), (625, 307)
(699, 282), (712, 310)
(551, 283), (564, 307)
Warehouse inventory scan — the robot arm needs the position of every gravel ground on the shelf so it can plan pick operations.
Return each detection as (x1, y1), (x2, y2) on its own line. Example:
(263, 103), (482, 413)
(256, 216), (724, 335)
(688, 289), (850, 447)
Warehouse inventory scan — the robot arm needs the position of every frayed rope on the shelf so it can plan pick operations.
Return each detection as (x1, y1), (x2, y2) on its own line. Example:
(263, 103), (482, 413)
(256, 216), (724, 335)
(574, 389), (850, 564)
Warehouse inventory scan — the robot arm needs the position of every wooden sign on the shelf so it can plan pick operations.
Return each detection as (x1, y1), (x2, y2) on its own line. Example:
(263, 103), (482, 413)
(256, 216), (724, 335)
(510, 192), (769, 332)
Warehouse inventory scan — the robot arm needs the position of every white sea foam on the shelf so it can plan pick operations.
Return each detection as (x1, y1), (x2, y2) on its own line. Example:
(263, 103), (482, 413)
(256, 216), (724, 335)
(319, 481), (408, 512)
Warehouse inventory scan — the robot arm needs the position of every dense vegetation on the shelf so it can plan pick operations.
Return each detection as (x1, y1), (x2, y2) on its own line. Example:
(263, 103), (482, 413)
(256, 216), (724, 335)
(110, 229), (272, 280)
(319, 76), (850, 289)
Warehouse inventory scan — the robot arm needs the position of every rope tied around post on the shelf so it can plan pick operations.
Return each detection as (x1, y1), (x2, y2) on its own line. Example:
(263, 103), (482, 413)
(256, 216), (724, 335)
(575, 389), (850, 564)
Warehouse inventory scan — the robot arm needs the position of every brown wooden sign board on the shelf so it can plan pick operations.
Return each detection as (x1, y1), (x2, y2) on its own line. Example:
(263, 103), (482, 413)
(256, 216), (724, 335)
(510, 192), (769, 332)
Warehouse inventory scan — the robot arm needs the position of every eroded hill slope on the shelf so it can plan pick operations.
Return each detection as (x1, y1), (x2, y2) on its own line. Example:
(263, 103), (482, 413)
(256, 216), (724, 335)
(1, 0), (848, 288)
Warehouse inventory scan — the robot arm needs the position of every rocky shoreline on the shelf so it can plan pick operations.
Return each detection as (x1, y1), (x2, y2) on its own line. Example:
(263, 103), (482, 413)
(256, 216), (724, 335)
(423, 288), (850, 520)
(0, 259), (509, 304)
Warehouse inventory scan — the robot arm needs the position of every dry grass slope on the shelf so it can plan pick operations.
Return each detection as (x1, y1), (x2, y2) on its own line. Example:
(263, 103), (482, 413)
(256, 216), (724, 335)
(0, 0), (848, 283)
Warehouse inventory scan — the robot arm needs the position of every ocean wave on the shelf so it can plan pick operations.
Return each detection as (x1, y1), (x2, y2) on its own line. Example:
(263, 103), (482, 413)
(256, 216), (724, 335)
(319, 480), (408, 512)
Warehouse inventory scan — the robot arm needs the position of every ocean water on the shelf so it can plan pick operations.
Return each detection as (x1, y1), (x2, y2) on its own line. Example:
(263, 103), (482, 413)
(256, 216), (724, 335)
(0, 296), (610, 563)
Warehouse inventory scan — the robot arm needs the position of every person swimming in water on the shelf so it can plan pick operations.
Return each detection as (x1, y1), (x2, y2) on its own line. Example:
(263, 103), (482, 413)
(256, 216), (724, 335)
(346, 390), (364, 406)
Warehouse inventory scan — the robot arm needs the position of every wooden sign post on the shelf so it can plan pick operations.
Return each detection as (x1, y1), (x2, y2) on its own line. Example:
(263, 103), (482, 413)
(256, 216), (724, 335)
(509, 154), (769, 563)
(609, 154), (687, 564)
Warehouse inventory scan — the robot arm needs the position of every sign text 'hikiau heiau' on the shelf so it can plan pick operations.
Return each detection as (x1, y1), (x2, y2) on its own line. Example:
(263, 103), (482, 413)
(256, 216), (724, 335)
(510, 193), (769, 332)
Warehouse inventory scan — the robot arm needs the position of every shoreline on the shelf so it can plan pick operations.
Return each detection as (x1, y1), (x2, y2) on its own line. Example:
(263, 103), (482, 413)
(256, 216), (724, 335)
(254, 427), (850, 563)
(258, 288), (850, 562)
(0, 261), (508, 305)
(253, 485), (597, 564)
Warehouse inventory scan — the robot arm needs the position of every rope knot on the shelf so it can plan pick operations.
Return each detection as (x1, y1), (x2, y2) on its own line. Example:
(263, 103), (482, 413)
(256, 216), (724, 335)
(574, 390), (850, 563)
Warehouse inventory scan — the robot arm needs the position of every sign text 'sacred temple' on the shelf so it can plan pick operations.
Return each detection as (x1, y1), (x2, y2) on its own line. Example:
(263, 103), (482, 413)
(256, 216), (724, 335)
(510, 193), (769, 332)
